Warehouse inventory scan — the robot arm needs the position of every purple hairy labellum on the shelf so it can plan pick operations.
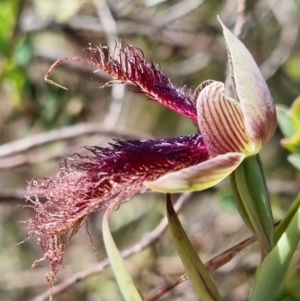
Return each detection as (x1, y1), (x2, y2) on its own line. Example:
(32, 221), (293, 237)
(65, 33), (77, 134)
(23, 135), (208, 285)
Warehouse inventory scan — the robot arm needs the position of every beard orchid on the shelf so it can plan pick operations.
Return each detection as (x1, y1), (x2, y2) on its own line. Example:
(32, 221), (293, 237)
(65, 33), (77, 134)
(24, 18), (276, 284)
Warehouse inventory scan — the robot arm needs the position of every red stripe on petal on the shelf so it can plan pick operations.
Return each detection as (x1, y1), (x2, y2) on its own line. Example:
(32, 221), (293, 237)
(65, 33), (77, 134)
(223, 98), (250, 147)
(197, 82), (253, 156)
(218, 97), (247, 150)
(202, 92), (231, 153)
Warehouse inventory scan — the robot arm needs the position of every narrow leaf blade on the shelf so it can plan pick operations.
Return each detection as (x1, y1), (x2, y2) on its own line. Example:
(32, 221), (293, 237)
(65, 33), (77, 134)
(249, 205), (300, 301)
(275, 192), (300, 244)
(166, 195), (223, 301)
(102, 201), (146, 301)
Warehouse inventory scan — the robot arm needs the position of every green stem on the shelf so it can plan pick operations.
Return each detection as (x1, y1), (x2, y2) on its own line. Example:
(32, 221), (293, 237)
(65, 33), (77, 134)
(230, 154), (274, 258)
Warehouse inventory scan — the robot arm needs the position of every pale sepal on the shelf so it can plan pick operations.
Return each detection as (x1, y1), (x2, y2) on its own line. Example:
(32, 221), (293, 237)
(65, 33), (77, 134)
(102, 199), (147, 301)
(166, 194), (223, 301)
(218, 17), (277, 148)
(144, 152), (245, 193)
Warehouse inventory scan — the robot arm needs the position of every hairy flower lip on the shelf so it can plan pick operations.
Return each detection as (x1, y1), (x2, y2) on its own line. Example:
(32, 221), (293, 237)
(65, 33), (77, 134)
(89, 44), (198, 120)
(24, 135), (209, 285)
(45, 43), (198, 121)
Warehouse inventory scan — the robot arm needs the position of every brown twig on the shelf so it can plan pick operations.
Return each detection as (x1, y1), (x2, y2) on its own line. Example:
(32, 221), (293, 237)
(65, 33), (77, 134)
(146, 219), (281, 301)
(155, 0), (204, 27)
(0, 190), (30, 203)
(92, 0), (125, 128)
(260, 0), (298, 79)
(166, 52), (211, 78)
(21, 14), (201, 47)
(0, 145), (75, 170)
(233, 0), (246, 37)
(0, 123), (151, 158)
(147, 233), (257, 301)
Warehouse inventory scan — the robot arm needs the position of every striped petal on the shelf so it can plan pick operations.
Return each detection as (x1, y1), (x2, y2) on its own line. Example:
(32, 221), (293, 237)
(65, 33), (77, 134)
(196, 81), (255, 156)
(144, 152), (245, 192)
(218, 17), (276, 148)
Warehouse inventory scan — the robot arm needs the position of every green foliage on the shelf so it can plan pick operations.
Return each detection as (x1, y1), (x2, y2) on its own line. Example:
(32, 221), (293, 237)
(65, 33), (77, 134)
(0, 1), (34, 111)
(102, 201), (147, 301)
(284, 55), (300, 83)
(277, 97), (300, 169)
(166, 195), (223, 301)
(249, 194), (300, 301)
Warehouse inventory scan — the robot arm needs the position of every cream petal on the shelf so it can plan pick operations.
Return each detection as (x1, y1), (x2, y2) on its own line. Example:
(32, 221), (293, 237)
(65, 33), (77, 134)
(144, 152), (245, 193)
(197, 81), (255, 156)
(191, 79), (215, 104)
(218, 17), (277, 148)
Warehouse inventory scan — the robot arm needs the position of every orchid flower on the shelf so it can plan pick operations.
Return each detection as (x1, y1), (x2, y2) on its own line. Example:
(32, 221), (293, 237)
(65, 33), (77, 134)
(146, 19), (277, 192)
(24, 18), (276, 284)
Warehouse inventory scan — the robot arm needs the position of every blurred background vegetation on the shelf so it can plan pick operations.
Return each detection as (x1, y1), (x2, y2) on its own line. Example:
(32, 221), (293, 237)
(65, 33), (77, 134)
(0, 0), (299, 300)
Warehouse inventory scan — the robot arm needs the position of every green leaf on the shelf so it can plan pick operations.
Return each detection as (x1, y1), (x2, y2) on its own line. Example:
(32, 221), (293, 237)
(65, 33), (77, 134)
(288, 154), (300, 170)
(13, 37), (34, 67)
(231, 155), (274, 257)
(284, 55), (300, 82)
(281, 133), (300, 155)
(249, 205), (300, 301)
(286, 274), (300, 301)
(275, 192), (300, 244)
(291, 96), (300, 123)
(102, 200), (146, 301)
(277, 105), (300, 139)
(166, 194), (223, 301)
(0, 0), (18, 53)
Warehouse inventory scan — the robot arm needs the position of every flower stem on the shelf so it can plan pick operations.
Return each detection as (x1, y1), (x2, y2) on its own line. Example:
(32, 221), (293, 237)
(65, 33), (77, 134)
(230, 154), (274, 258)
